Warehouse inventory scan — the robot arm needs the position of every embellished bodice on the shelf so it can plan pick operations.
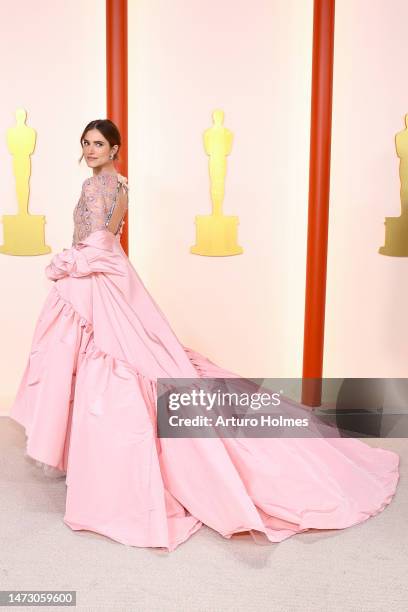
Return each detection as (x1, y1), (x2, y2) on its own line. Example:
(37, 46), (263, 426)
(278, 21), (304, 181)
(72, 173), (129, 246)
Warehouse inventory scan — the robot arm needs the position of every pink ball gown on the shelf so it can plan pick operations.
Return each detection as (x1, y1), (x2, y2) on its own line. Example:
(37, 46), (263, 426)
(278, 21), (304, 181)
(10, 172), (400, 552)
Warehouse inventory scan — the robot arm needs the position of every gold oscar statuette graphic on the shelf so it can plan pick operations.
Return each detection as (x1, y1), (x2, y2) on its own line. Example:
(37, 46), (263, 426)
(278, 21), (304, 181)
(0, 108), (51, 256)
(379, 113), (408, 256)
(190, 109), (243, 256)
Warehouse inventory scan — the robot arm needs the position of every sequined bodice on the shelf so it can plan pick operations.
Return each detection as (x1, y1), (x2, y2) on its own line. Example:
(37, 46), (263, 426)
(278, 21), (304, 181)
(72, 173), (129, 246)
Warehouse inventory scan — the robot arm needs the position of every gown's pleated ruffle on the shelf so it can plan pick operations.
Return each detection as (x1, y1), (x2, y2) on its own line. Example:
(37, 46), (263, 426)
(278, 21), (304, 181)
(10, 231), (400, 551)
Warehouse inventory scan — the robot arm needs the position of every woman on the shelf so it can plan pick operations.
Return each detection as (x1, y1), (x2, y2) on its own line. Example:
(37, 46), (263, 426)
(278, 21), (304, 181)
(10, 119), (400, 552)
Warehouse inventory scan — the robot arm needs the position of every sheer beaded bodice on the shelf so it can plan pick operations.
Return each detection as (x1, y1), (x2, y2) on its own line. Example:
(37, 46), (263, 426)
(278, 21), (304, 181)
(72, 173), (129, 247)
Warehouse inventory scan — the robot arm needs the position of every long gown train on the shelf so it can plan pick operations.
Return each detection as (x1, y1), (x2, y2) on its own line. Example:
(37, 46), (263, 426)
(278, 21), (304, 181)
(10, 229), (400, 551)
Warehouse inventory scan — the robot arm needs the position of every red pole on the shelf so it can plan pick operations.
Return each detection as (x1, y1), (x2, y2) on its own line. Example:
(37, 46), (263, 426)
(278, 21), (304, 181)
(106, 0), (128, 255)
(302, 0), (335, 406)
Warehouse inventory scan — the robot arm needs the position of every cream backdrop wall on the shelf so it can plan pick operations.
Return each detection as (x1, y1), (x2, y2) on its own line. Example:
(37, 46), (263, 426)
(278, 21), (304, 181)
(1, 0), (314, 415)
(325, 0), (408, 377)
(0, 0), (106, 414)
(2, 0), (405, 415)
(128, 0), (313, 380)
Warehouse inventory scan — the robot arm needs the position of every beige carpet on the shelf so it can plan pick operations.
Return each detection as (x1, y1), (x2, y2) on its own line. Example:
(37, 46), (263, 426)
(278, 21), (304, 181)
(1, 416), (407, 612)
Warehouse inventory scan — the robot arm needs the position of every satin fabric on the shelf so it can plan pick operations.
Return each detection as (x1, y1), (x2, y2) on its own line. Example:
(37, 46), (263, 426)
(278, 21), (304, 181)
(10, 230), (400, 551)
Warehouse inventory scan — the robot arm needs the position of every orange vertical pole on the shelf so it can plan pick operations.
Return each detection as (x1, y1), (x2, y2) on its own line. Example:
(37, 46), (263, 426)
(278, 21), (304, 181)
(106, 0), (128, 255)
(302, 0), (335, 406)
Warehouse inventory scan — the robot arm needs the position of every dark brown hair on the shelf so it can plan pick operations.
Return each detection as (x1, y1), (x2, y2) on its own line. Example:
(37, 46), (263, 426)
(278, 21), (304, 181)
(78, 119), (121, 163)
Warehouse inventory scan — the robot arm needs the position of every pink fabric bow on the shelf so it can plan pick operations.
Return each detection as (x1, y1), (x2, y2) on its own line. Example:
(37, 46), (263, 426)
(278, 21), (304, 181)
(45, 230), (126, 281)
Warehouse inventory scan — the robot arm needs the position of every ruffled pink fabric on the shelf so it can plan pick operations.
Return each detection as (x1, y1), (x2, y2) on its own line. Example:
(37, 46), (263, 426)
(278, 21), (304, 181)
(10, 229), (400, 551)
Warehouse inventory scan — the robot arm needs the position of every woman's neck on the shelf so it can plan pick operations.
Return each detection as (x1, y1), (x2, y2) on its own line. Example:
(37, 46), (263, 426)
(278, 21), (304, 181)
(93, 162), (117, 176)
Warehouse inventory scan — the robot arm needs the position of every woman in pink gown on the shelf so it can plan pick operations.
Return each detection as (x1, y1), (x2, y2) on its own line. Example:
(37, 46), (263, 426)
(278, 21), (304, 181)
(10, 119), (400, 552)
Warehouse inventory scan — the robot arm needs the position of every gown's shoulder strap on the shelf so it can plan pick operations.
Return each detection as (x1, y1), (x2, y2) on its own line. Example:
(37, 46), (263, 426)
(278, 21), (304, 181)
(105, 174), (129, 235)
(117, 174), (129, 192)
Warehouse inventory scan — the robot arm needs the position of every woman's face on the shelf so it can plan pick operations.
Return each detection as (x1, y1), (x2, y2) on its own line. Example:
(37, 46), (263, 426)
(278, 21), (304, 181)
(82, 128), (117, 168)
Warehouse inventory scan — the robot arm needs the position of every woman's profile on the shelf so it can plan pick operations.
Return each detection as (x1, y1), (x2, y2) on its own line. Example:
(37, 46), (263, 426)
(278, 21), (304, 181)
(9, 119), (400, 552)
